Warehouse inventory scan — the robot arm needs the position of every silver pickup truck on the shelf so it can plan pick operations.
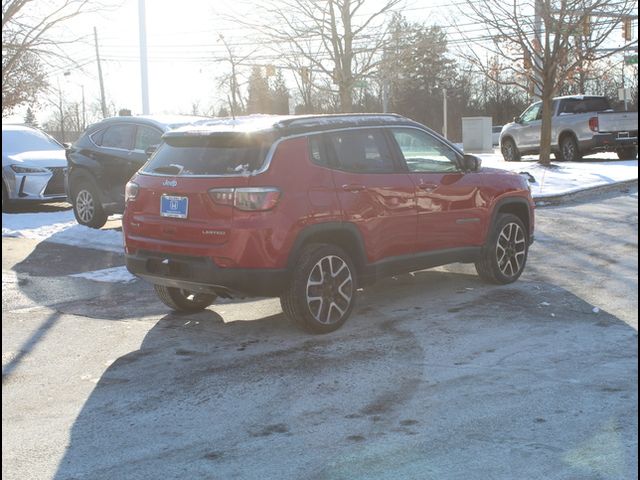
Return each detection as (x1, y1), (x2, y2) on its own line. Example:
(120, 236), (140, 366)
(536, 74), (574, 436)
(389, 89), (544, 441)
(500, 95), (638, 162)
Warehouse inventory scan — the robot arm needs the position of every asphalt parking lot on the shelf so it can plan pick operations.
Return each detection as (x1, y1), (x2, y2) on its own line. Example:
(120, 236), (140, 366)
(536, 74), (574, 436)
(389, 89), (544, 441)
(2, 186), (638, 480)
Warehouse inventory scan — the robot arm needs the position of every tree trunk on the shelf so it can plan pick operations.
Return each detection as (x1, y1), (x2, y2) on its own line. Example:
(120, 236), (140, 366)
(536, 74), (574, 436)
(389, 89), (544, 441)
(339, 83), (353, 113)
(538, 84), (555, 165)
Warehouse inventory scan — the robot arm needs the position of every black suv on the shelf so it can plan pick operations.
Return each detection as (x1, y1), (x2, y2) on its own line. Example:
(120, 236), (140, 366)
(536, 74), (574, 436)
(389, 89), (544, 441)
(66, 115), (210, 228)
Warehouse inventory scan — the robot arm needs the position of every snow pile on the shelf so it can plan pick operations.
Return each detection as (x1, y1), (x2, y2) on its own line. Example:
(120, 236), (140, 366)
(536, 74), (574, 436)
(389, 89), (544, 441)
(2, 210), (124, 253)
(475, 151), (637, 199)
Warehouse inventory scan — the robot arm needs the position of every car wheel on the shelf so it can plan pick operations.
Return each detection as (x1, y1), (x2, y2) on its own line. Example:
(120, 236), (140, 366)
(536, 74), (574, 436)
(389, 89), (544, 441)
(617, 147), (637, 160)
(501, 138), (521, 162)
(558, 135), (582, 162)
(281, 244), (357, 334)
(72, 180), (108, 228)
(2, 181), (13, 213)
(475, 213), (528, 284)
(154, 284), (216, 312)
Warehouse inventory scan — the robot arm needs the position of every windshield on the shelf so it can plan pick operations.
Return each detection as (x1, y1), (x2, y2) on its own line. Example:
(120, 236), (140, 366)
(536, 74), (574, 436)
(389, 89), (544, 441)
(2, 128), (62, 154)
(142, 134), (272, 175)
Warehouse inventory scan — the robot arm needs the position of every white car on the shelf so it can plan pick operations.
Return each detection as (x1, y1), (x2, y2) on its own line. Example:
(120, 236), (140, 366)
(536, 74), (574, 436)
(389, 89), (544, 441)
(2, 124), (68, 211)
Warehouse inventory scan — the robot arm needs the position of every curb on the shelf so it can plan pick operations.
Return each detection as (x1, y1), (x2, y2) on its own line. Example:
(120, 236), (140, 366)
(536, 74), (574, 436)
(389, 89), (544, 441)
(534, 179), (638, 206)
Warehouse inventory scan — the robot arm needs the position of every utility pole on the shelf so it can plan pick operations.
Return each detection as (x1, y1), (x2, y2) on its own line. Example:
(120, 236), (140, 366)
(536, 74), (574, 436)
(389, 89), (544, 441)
(442, 88), (448, 139)
(138, 0), (150, 114)
(94, 27), (108, 118)
(382, 78), (389, 113)
(533, 0), (543, 100)
(57, 78), (65, 143)
(81, 85), (86, 130)
(622, 60), (628, 111)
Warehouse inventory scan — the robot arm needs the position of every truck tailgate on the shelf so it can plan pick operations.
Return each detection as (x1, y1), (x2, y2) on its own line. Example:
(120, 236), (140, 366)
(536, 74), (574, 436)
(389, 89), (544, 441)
(597, 111), (639, 133)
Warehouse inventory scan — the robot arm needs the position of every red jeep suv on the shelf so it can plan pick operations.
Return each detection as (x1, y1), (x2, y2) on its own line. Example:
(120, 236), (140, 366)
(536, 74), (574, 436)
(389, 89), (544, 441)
(124, 114), (534, 333)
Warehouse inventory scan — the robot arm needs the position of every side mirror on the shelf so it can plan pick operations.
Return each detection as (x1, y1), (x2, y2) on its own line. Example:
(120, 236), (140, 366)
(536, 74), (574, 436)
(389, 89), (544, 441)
(513, 116), (521, 124)
(63, 142), (72, 149)
(461, 154), (482, 173)
(145, 144), (158, 157)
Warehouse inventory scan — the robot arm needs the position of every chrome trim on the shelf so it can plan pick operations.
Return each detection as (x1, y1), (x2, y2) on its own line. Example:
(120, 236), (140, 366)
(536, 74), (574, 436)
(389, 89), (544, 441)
(137, 124), (459, 179)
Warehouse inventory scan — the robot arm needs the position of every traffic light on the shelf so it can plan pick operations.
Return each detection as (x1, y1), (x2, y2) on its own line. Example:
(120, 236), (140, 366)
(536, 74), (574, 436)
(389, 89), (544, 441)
(622, 17), (632, 41)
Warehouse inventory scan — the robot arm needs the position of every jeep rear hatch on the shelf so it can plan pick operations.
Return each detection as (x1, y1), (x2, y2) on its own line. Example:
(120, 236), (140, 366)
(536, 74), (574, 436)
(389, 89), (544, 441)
(142, 133), (274, 176)
(127, 133), (275, 249)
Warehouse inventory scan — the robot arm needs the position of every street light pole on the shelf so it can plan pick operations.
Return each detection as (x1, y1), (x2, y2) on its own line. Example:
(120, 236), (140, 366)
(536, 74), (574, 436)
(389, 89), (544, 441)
(139, 0), (150, 114)
(94, 27), (108, 118)
(443, 88), (448, 139)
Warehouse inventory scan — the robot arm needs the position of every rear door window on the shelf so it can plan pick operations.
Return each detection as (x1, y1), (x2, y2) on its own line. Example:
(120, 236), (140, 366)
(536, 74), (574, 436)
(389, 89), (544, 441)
(100, 125), (135, 149)
(142, 134), (272, 175)
(326, 129), (395, 173)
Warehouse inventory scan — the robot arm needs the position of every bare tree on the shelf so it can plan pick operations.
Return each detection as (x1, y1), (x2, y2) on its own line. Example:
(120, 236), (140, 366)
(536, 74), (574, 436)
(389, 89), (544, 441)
(2, 0), (103, 116)
(458, 0), (637, 164)
(217, 34), (255, 117)
(227, 0), (400, 113)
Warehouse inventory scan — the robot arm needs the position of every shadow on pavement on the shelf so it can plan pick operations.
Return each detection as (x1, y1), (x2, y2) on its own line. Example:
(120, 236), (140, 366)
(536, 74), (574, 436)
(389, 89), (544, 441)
(51, 272), (638, 480)
(3, 201), (71, 214)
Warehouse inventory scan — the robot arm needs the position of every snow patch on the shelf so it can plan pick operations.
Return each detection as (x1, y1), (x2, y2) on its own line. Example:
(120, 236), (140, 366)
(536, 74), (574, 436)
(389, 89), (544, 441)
(70, 266), (137, 283)
(2, 210), (124, 253)
(474, 151), (637, 198)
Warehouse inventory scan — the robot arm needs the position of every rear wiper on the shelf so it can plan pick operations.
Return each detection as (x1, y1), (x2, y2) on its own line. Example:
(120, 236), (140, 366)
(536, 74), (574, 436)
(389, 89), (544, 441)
(152, 164), (184, 174)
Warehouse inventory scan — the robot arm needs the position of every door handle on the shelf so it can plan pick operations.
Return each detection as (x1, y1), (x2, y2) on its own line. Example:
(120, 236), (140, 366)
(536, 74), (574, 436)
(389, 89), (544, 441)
(418, 183), (438, 191)
(342, 184), (367, 192)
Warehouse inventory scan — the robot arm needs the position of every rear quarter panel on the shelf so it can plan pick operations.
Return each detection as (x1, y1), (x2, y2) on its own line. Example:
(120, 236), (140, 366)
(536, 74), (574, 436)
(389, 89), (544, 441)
(238, 136), (342, 268)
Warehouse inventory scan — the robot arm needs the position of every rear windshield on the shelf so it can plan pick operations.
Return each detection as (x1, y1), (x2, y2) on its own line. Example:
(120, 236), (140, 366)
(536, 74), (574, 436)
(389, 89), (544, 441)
(142, 134), (273, 175)
(559, 97), (611, 114)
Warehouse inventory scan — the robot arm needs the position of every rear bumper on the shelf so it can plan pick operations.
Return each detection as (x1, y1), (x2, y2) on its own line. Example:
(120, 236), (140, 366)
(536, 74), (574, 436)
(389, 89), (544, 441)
(581, 133), (638, 151)
(126, 250), (288, 297)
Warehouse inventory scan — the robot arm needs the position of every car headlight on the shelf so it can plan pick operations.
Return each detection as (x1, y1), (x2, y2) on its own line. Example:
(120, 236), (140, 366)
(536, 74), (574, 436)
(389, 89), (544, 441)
(10, 165), (49, 174)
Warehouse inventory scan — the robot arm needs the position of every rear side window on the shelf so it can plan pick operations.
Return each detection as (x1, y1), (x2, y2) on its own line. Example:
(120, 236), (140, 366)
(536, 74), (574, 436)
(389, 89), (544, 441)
(142, 134), (272, 175)
(100, 125), (135, 149)
(326, 129), (394, 173)
(135, 126), (163, 151)
(309, 135), (330, 167)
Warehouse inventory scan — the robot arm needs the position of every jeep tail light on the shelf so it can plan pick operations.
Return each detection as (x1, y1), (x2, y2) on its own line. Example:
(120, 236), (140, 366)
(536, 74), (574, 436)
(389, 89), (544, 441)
(125, 181), (139, 202)
(208, 187), (281, 211)
(589, 116), (599, 132)
(208, 188), (235, 206)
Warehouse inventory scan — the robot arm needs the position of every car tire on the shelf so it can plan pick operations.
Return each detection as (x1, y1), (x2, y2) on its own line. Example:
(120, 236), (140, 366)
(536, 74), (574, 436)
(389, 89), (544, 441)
(617, 147), (638, 160)
(71, 178), (108, 228)
(475, 213), (529, 284)
(154, 284), (216, 312)
(501, 138), (521, 162)
(280, 244), (357, 334)
(558, 135), (582, 162)
(2, 181), (14, 213)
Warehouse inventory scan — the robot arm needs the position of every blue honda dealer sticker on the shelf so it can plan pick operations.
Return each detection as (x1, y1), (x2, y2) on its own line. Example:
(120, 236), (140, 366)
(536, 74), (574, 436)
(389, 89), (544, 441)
(160, 195), (188, 219)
